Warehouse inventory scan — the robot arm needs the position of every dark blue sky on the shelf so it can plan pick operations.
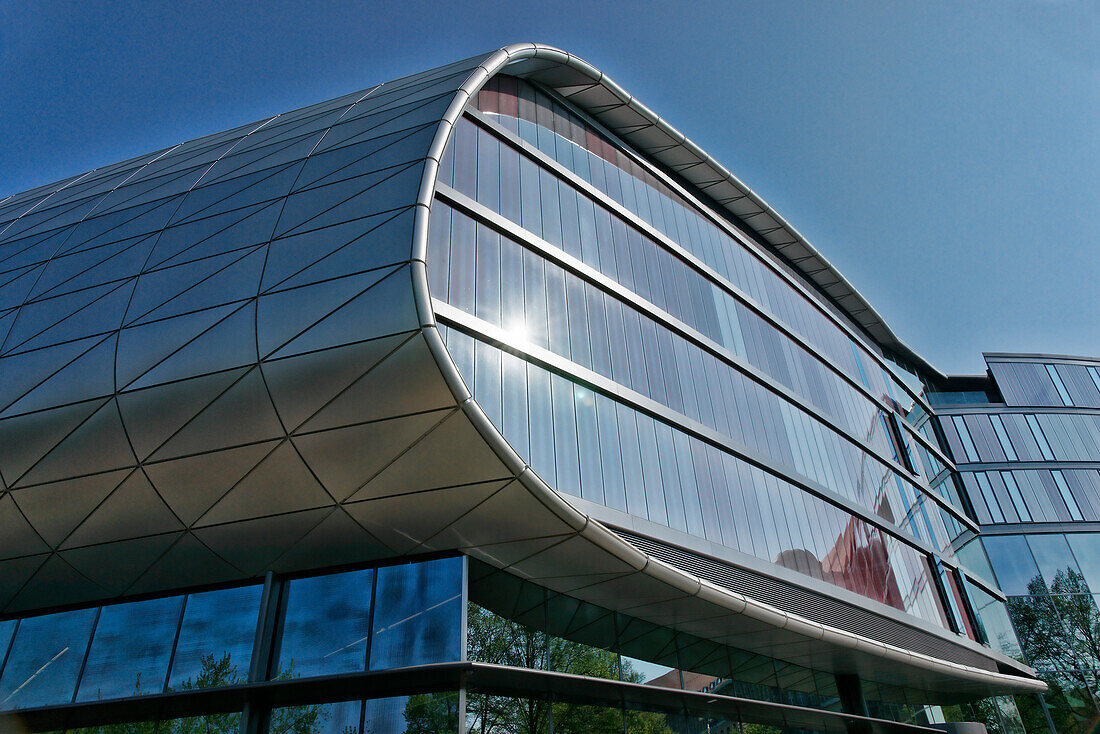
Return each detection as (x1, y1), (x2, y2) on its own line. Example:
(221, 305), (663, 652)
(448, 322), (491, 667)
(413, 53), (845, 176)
(2, 1), (1095, 374)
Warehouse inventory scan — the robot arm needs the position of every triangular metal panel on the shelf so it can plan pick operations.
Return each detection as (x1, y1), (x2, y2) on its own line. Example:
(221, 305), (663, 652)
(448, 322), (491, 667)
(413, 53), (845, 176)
(115, 302), (241, 387)
(274, 161), (423, 238)
(0, 494), (50, 560)
(26, 233), (155, 301)
(126, 300), (257, 390)
(296, 333), (455, 432)
(260, 209), (412, 292)
(169, 163), (302, 225)
(144, 440), (282, 526)
(126, 245), (266, 326)
(10, 469), (130, 547)
(61, 469), (183, 548)
(292, 409), (450, 502)
(264, 265), (417, 359)
(0, 334), (111, 414)
(294, 122), (438, 192)
(4, 280), (132, 354)
(348, 409), (512, 501)
(1, 334), (117, 418)
(141, 200), (281, 273)
(194, 441), (334, 526)
(192, 508), (329, 576)
(0, 398), (107, 486)
(146, 367), (284, 462)
(343, 479), (511, 556)
(6, 554), (109, 613)
(60, 532), (180, 596)
(263, 333), (412, 431)
(423, 480), (584, 551)
(256, 267), (399, 358)
(269, 508), (391, 574)
(117, 367), (250, 461)
(127, 533), (246, 595)
(0, 554), (48, 611)
(0, 225), (76, 276)
(18, 398), (134, 489)
(0, 263), (48, 313)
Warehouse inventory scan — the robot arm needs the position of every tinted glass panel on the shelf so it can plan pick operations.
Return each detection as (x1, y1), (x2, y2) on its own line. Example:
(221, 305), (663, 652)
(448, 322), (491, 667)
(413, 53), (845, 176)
(76, 596), (184, 701)
(369, 556), (463, 670)
(1026, 534), (1081, 590)
(0, 621), (14, 670)
(984, 535), (1042, 596)
(270, 699), (362, 734)
(0, 608), (97, 709)
(167, 584), (261, 690)
(278, 568), (374, 678)
(367, 693), (460, 734)
(1067, 534), (1100, 595)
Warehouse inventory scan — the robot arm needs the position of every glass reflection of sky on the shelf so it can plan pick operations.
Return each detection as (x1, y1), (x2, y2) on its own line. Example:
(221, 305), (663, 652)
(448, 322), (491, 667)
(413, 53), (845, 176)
(168, 584), (262, 689)
(0, 608), (96, 709)
(278, 568), (374, 678)
(370, 557), (463, 670)
(77, 595), (183, 701)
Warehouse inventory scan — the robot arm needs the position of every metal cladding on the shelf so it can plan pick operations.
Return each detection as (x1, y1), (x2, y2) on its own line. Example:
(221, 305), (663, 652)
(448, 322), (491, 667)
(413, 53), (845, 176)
(0, 53), (488, 609)
(0, 44), (1043, 701)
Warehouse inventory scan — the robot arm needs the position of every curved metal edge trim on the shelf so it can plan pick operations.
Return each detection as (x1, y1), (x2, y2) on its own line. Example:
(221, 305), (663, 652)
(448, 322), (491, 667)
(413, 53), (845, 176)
(407, 43), (1045, 698)
(518, 50), (941, 389)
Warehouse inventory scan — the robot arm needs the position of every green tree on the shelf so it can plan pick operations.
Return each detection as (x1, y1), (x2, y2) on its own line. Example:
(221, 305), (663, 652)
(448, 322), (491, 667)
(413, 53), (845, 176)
(1007, 570), (1100, 733)
(403, 692), (461, 734)
(59, 653), (329, 734)
(61, 654), (243, 734)
(464, 604), (672, 734)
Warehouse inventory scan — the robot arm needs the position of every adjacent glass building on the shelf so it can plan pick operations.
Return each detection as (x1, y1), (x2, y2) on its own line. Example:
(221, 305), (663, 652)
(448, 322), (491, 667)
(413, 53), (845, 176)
(0, 44), (1056, 734)
(929, 354), (1100, 733)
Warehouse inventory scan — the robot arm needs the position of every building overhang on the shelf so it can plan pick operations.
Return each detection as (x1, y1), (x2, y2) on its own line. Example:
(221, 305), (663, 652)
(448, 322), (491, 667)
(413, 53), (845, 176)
(403, 43), (1045, 702)
(0, 43), (1042, 707)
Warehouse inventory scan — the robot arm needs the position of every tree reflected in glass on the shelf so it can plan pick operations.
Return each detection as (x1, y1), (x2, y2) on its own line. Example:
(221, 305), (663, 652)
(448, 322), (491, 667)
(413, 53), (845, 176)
(1007, 569), (1100, 733)
(402, 692), (460, 734)
(465, 604), (673, 734)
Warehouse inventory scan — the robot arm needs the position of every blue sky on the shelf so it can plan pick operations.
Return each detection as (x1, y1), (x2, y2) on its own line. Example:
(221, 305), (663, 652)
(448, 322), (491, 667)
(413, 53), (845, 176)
(1, 1), (1095, 374)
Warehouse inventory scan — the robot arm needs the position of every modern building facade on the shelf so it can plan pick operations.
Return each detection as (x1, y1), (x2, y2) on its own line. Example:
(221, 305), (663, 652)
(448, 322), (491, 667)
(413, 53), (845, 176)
(0, 44), (1058, 734)
(928, 354), (1100, 733)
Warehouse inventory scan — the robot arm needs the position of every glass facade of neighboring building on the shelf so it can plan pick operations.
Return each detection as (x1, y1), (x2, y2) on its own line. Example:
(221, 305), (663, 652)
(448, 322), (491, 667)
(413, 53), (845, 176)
(932, 355), (1100, 734)
(0, 45), (1051, 734)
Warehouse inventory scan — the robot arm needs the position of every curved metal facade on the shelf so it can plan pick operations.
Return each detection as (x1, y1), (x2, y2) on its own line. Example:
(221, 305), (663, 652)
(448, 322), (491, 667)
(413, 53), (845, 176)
(0, 42), (1044, 721)
(0, 54), (489, 610)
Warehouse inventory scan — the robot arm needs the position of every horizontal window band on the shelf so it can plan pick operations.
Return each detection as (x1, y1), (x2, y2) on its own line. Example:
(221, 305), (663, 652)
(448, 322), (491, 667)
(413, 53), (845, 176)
(955, 461), (1100, 471)
(985, 354), (1100, 368)
(603, 522), (1004, 664)
(434, 185), (912, 482)
(3, 661), (943, 734)
(976, 520), (1100, 536)
(434, 303), (950, 561)
(935, 406), (1100, 417)
(4, 663), (467, 733)
(463, 107), (942, 443)
(433, 186), (973, 532)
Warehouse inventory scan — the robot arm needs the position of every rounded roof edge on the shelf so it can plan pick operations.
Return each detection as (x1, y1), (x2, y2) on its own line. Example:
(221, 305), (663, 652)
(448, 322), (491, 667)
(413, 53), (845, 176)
(408, 43), (1045, 701)
(492, 43), (944, 381)
(984, 351), (1100, 365)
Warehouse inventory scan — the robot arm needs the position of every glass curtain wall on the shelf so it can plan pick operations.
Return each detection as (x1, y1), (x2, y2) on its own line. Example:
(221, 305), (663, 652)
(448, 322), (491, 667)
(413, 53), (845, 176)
(0, 556), (464, 734)
(427, 75), (973, 634)
(968, 533), (1100, 732)
(469, 76), (922, 419)
(935, 356), (1100, 733)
